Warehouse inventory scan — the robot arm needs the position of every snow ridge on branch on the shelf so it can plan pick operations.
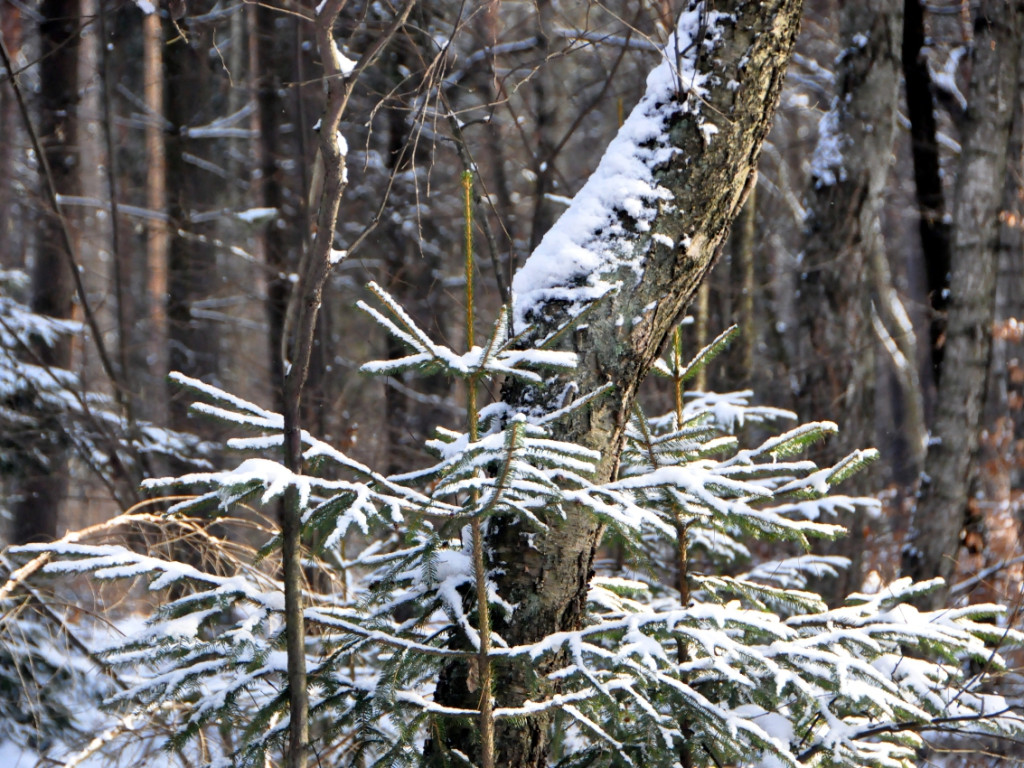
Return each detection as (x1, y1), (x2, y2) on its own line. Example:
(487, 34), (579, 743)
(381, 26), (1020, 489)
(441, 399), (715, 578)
(512, 3), (724, 329)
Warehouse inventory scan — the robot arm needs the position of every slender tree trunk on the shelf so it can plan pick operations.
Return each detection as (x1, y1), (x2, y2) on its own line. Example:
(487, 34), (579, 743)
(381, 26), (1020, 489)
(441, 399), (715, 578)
(728, 188), (757, 386)
(903, 0), (953, 386)
(255, 0), (302, 410)
(526, 0), (561, 254)
(431, 3), (804, 766)
(144, 10), (168, 427)
(694, 280), (711, 390)
(475, 0), (517, 283)
(11, 0), (81, 544)
(278, 4), (416, 764)
(0, 5), (22, 272)
(901, 0), (1023, 607)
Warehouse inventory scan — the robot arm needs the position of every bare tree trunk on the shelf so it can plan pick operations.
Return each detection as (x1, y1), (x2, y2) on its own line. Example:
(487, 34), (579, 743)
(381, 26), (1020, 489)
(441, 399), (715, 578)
(255, 0), (304, 413)
(901, 0), (1023, 608)
(903, 0), (953, 386)
(791, 0), (904, 602)
(694, 280), (711, 390)
(278, 4), (417, 764)
(0, 5), (22, 272)
(430, 3), (804, 766)
(475, 0), (518, 284)
(11, 0), (81, 544)
(162, 9), (220, 430)
(526, 0), (561, 253)
(728, 188), (757, 386)
(144, 9), (168, 427)
(1004, 52), (1024, 498)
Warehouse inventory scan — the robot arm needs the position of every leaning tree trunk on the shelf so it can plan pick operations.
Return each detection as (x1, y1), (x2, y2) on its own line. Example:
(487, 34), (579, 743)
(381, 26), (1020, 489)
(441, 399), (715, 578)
(431, 3), (805, 766)
(901, 0), (1023, 608)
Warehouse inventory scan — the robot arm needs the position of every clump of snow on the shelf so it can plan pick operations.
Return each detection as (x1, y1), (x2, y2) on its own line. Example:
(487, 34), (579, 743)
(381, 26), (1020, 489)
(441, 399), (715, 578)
(330, 37), (357, 77)
(511, 7), (724, 330)
(235, 207), (277, 223)
(683, 390), (795, 432)
(809, 102), (847, 188)
(929, 45), (968, 112)
(335, 131), (349, 184)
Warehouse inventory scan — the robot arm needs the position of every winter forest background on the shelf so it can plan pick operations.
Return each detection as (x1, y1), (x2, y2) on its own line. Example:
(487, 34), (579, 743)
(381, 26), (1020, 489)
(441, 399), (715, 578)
(2, 0), (1024, 766)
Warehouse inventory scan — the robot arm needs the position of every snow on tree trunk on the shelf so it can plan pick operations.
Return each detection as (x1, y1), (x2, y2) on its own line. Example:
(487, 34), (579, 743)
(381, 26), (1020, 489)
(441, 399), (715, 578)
(901, 0), (1023, 608)
(430, 2), (804, 765)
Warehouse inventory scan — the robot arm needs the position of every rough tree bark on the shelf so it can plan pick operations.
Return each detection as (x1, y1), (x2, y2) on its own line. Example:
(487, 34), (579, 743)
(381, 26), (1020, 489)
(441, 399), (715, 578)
(794, 0), (904, 449)
(793, 0), (911, 603)
(901, 0), (1023, 608)
(430, 2), (804, 766)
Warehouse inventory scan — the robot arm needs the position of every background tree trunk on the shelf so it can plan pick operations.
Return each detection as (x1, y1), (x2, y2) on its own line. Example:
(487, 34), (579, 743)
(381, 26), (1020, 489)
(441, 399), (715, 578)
(0, 5), (22, 272)
(380, 4), (454, 475)
(162, 8), (221, 433)
(901, 0), (1023, 608)
(11, 0), (81, 544)
(256, 0), (305, 412)
(902, 0), (953, 386)
(138, 9), (169, 431)
(793, 0), (908, 603)
(526, 0), (562, 254)
(726, 188), (757, 387)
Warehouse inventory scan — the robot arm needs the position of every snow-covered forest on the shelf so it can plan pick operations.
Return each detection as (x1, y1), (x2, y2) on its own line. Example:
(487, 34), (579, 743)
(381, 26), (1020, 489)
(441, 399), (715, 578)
(1, 0), (1023, 766)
